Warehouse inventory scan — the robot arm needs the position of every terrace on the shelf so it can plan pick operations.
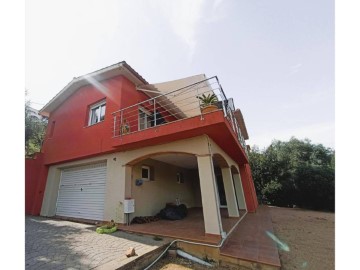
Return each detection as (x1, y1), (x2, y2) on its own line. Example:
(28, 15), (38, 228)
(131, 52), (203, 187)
(111, 76), (249, 163)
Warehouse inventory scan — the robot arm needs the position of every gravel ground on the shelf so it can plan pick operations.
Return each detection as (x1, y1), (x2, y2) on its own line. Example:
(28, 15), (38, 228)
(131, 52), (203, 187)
(152, 207), (335, 270)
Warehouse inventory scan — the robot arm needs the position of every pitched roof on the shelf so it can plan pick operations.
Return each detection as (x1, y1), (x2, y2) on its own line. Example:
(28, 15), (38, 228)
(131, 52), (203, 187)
(39, 61), (148, 116)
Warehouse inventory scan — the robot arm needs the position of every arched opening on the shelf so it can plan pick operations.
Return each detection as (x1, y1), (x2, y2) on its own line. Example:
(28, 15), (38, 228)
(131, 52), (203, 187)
(126, 152), (200, 216)
(123, 151), (215, 238)
(120, 150), (243, 240)
(211, 153), (241, 233)
(231, 165), (246, 211)
(212, 153), (229, 208)
(230, 165), (239, 174)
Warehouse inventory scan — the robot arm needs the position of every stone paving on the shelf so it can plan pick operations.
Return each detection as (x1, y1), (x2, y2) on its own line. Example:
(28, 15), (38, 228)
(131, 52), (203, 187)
(25, 216), (168, 270)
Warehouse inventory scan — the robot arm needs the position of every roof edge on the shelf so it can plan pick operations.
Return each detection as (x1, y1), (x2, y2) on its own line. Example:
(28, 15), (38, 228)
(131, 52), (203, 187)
(39, 61), (148, 116)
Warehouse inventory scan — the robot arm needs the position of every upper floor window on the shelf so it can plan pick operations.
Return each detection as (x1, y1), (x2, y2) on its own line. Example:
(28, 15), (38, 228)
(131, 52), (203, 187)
(88, 101), (106, 126)
(138, 107), (152, 130)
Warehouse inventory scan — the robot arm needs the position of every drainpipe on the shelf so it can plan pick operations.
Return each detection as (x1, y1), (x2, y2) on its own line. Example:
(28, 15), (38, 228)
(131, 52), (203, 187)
(176, 250), (213, 267)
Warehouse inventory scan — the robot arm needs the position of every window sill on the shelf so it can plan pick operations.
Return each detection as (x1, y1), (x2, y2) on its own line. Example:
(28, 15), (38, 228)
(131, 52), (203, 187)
(84, 120), (105, 128)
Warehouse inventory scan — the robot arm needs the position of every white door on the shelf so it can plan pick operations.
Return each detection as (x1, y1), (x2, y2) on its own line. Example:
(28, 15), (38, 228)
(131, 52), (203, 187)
(56, 162), (107, 220)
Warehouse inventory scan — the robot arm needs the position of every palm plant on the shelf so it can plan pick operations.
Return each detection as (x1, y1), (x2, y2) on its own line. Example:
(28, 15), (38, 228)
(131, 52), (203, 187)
(197, 93), (218, 107)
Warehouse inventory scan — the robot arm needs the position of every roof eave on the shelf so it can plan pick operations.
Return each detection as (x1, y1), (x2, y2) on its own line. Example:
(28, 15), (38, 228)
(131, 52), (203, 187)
(39, 61), (148, 116)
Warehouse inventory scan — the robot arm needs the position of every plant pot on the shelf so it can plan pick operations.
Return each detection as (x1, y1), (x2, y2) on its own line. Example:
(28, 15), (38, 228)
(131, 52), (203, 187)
(96, 225), (117, 234)
(200, 105), (218, 114)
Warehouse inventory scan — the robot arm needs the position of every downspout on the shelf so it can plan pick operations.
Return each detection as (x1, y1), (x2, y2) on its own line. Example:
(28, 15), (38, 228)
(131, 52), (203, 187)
(143, 135), (249, 270)
(176, 250), (213, 267)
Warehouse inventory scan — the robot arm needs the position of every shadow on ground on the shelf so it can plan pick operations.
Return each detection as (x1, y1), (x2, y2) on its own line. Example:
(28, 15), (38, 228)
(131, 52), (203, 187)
(25, 216), (167, 270)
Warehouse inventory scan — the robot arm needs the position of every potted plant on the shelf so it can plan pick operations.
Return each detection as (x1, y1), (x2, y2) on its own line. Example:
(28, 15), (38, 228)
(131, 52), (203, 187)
(197, 93), (219, 114)
(96, 219), (117, 234)
(120, 119), (130, 135)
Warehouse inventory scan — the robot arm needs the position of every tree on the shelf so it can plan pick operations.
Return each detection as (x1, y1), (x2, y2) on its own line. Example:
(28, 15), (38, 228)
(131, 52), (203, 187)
(249, 137), (335, 211)
(25, 91), (47, 157)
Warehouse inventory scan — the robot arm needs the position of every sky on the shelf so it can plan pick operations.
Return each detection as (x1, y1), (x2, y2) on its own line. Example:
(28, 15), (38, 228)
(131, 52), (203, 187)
(25, 0), (334, 149)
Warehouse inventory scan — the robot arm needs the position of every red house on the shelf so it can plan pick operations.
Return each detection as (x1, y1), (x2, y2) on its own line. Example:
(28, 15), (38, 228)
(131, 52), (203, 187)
(25, 61), (258, 240)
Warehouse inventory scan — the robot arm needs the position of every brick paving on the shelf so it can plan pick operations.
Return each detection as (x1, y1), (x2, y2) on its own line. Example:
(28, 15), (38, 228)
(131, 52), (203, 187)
(220, 206), (281, 268)
(25, 216), (167, 270)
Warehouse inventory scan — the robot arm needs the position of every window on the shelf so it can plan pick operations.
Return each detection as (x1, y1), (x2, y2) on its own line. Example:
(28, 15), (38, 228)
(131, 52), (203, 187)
(138, 107), (152, 130)
(141, 166), (151, 181)
(89, 101), (106, 125)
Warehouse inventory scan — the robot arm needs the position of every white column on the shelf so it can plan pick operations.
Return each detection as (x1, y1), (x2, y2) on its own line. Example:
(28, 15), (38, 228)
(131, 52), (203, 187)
(197, 155), (222, 235)
(233, 173), (246, 210)
(221, 167), (240, 217)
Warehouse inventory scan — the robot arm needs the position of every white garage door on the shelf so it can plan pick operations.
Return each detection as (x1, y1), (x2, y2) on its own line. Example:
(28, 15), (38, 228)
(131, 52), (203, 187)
(56, 162), (107, 220)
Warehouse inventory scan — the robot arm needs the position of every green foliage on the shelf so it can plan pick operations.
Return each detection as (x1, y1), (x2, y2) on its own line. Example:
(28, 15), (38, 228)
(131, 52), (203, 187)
(249, 137), (335, 211)
(25, 92), (47, 157)
(197, 93), (218, 107)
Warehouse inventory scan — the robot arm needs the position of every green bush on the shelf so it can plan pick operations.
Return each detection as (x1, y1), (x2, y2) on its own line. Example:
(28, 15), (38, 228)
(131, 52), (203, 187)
(249, 137), (335, 211)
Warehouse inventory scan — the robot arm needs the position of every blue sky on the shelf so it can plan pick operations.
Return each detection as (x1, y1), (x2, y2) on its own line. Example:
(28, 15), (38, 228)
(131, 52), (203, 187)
(25, 0), (334, 149)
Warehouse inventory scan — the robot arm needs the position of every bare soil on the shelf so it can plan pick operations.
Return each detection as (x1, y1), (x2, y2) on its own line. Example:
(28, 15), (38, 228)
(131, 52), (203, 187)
(269, 206), (335, 270)
(152, 207), (335, 270)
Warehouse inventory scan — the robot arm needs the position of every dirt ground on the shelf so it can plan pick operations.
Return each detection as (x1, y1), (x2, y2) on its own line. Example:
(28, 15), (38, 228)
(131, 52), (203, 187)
(152, 207), (334, 270)
(269, 206), (335, 270)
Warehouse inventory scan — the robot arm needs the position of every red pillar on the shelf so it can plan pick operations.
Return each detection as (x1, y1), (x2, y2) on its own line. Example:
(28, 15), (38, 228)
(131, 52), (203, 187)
(239, 163), (258, 212)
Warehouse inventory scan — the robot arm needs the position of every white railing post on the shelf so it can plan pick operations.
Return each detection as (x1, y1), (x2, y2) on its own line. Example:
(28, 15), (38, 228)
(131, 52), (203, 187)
(153, 100), (156, 126)
(228, 110), (235, 132)
(120, 110), (123, 136)
(222, 100), (227, 117)
(196, 86), (203, 120)
(113, 115), (116, 137)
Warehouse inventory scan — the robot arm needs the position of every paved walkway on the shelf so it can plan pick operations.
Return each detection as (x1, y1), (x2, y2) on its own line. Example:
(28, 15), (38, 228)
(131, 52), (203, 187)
(220, 206), (281, 268)
(25, 216), (167, 270)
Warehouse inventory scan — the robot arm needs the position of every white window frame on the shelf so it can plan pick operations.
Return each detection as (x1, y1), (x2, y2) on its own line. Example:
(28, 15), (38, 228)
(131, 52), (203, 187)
(138, 106), (152, 130)
(88, 100), (106, 126)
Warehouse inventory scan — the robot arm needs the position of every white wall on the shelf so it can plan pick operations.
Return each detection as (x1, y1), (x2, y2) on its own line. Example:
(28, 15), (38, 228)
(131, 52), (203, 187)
(130, 158), (198, 218)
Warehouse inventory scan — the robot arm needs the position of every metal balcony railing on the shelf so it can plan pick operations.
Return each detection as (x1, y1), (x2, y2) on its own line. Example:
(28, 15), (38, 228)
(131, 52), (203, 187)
(111, 76), (247, 153)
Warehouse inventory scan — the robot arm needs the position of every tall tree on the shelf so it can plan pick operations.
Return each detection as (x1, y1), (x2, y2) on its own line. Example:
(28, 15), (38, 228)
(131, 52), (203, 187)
(249, 137), (335, 211)
(25, 91), (47, 157)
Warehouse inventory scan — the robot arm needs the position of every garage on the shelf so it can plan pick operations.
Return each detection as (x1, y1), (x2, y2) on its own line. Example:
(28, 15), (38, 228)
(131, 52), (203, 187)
(55, 162), (107, 220)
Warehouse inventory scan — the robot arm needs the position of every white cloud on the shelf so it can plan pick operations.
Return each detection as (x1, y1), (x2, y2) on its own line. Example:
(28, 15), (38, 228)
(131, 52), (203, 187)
(213, 0), (224, 10)
(248, 121), (335, 149)
(289, 63), (303, 75)
(154, 0), (205, 61)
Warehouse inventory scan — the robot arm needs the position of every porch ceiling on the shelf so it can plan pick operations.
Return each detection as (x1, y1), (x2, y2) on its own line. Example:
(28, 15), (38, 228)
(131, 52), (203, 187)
(150, 153), (235, 170)
(151, 154), (198, 169)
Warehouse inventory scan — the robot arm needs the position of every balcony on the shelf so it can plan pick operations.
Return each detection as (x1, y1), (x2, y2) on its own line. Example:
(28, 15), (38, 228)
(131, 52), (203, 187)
(111, 76), (248, 163)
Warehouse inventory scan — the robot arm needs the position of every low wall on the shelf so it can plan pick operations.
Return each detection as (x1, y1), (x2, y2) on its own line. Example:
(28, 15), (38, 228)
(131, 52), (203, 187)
(25, 153), (48, 215)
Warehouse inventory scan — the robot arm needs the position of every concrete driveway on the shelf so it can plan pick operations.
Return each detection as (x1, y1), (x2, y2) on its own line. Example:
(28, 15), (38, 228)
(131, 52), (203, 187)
(25, 216), (167, 270)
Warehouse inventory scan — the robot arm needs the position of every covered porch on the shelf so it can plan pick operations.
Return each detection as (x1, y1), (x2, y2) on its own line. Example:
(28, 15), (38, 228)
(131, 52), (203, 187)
(118, 208), (247, 244)
(117, 137), (249, 241)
